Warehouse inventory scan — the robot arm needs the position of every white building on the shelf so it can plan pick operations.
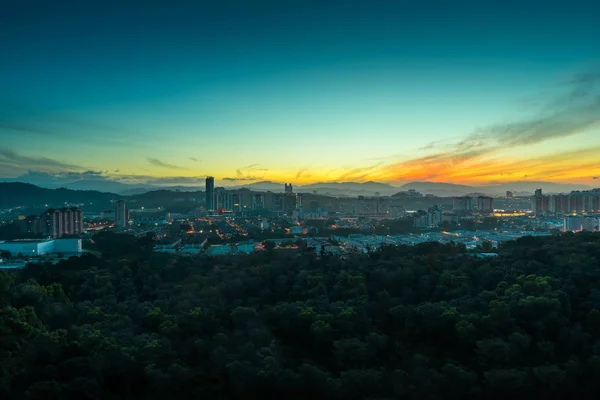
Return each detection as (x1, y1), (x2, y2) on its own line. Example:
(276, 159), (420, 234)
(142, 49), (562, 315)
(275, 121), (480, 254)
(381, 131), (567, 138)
(0, 239), (82, 257)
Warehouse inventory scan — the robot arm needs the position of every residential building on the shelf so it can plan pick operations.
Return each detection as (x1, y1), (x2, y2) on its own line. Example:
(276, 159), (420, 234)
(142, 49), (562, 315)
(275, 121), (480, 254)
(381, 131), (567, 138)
(251, 193), (265, 209)
(476, 196), (494, 213)
(453, 196), (473, 212)
(115, 200), (129, 228)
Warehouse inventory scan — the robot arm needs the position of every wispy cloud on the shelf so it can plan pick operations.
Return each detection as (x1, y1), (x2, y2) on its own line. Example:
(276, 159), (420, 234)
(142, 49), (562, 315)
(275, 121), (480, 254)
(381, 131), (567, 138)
(0, 146), (84, 175)
(336, 162), (384, 181)
(146, 157), (187, 170)
(189, 157), (198, 162)
(296, 169), (310, 179)
(223, 164), (267, 182)
(381, 67), (600, 183)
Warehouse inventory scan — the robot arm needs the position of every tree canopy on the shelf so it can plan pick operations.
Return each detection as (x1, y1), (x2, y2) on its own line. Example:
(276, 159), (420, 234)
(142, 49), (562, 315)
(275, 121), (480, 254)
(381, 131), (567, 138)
(2, 232), (600, 399)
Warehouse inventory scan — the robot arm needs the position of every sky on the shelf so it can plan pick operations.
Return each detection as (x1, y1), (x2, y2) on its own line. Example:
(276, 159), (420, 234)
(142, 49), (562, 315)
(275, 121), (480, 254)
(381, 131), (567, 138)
(1, 0), (600, 188)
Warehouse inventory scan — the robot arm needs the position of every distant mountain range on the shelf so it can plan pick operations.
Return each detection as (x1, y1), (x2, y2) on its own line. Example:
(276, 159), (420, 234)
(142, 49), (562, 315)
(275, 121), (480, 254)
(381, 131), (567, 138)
(238, 180), (398, 195)
(0, 179), (593, 209)
(401, 181), (591, 197)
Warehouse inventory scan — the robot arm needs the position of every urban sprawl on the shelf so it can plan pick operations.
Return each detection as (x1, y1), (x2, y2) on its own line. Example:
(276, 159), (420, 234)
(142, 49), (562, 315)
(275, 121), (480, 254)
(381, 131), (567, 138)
(1, 180), (600, 266)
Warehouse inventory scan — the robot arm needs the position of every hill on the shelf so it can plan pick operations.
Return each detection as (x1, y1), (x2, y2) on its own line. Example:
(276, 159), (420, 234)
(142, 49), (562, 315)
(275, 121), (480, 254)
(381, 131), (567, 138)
(0, 182), (118, 210)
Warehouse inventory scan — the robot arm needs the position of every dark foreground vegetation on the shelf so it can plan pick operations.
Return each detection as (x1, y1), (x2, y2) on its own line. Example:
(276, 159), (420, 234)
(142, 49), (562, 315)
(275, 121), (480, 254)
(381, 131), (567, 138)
(3, 232), (600, 399)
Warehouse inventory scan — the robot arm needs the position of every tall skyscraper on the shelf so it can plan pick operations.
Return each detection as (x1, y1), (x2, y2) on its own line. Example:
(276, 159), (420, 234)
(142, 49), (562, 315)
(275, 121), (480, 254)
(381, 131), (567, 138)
(205, 176), (215, 211)
(115, 200), (129, 228)
(285, 183), (293, 194)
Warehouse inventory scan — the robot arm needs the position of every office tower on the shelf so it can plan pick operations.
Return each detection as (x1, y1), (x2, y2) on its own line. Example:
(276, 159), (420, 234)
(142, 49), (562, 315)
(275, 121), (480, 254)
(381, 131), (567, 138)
(506, 191), (513, 198)
(115, 200), (129, 228)
(205, 176), (215, 211)
(296, 193), (303, 209)
(285, 183), (293, 194)
(476, 196), (494, 213)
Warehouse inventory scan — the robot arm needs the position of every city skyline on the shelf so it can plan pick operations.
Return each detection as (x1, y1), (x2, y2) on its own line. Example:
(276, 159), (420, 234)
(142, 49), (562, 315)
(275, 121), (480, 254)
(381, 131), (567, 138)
(2, 1), (600, 187)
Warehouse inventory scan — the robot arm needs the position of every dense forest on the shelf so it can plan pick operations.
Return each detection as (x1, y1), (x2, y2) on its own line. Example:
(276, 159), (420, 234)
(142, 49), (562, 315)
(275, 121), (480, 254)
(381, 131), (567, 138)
(2, 232), (600, 399)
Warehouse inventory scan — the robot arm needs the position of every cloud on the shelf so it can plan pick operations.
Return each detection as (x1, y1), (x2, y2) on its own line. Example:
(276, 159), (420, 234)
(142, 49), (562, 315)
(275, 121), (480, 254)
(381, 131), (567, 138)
(381, 68), (600, 183)
(296, 169), (309, 179)
(144, 176), (205, 185)
(146, 157), (187, 170)
(114, 169), (120, 173)
(0, 99), (146, 146)
(0, 146), (84, 175)
(189, 157), (198, 162)
(336, 162), (384, 181)
(594, 176), (599, 180)
(222, 177), (260, 181)
(223, 164), (267, 182)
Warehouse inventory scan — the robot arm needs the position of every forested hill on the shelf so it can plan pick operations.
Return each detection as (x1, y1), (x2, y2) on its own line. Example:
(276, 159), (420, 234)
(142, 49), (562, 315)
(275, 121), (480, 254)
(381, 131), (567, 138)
(3, 232), (600, 399)
(0, 182), (118, 209)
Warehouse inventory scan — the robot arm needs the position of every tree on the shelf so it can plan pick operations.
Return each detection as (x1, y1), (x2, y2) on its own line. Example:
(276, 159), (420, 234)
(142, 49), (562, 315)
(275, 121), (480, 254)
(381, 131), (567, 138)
(263, 241), (275, 252)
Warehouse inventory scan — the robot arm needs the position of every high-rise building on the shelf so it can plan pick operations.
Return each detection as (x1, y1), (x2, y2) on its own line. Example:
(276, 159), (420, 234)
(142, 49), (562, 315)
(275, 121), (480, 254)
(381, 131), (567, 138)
(205, 176), (215, 211)
(426, 206), (442, 227)
(476, 196), (494, 213)
(21, 208), (83, 238)
(59, 207), (83, 236)
(273, 194), (285, 213)
(284, 193), (297, 214)
(251, 193), (265, 210)
(506, 191), (513, 198)
(214, 191), (233, 212)
(532, 189), (545, 214)
(285, 183), (293, 194)
(232, 194), (243, 213)
(453, 196), (473, 212)
(115, 200), (129, 228)
(42, 209), (62, 238)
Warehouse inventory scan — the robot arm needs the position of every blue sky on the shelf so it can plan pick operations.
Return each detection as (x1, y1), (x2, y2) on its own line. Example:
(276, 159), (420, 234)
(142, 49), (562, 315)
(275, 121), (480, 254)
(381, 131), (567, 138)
(1, 0), (599, 186)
